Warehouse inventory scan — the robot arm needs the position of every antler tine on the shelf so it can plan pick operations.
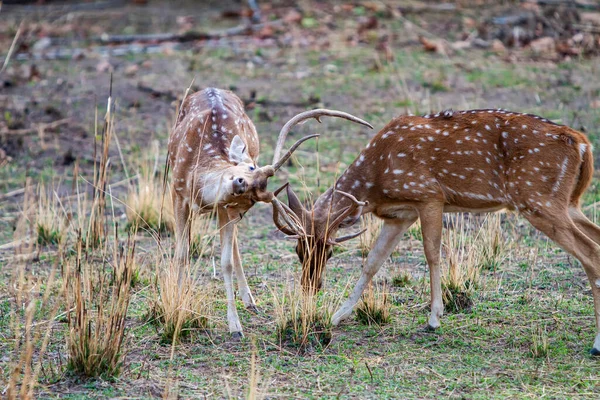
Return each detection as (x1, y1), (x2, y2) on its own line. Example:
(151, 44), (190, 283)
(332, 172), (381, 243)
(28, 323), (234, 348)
(273, 182), (290, 196)
(271, 197), (305, 236)
(332, 228), (367, 244)
(272, 134), (319, 172)
(271, 109), (373, 165)
(327, 205), (356, 234)
(335, 190), (368, 206)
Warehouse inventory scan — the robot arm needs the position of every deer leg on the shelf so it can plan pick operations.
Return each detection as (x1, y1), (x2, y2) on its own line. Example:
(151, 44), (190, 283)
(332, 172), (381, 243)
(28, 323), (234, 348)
(218, 208), (244, 338)
(332, 217), (417, 326)
(173, 194), (191, 284)
(569, 206), (600, 246)
(232, 232), (257, 312)
(417, 203), (445, 330)
(523, 209), (600, 355)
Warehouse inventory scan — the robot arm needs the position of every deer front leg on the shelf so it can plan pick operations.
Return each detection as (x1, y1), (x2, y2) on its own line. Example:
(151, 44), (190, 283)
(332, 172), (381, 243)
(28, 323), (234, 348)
(232, 233), (257, 312)
(173, 193), (191, 284)
(332, 217), (417, 326)
(218, 208), (244, 338)
(417, 202), (444, 329)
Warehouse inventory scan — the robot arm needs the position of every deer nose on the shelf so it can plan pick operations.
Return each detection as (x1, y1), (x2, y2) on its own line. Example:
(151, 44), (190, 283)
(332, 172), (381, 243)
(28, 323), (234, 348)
(232, 177), (247, 195)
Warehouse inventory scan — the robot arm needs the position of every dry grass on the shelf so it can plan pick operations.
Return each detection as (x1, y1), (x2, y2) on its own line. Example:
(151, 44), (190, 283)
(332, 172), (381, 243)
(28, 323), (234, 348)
(356, 281), (390, 326)
(442, 214), (480, 313)
(530, 324), (549, 359)
(391, 270), (413, 288)
(35, 184), (68, 247)
(64, 229), (135, 377)
(125, 140), (174, 234)
(476, 213), (508, 271)
(149, 257), (214, 344)
(358, 214), (382, 256)
(272, 278), (342, 350)
(6, 190), (62, 399)
(190, 213), (216, 259)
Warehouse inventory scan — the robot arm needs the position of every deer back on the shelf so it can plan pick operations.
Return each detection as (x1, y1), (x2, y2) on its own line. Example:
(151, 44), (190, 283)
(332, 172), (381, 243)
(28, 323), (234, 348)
(333, 109), (592, 219)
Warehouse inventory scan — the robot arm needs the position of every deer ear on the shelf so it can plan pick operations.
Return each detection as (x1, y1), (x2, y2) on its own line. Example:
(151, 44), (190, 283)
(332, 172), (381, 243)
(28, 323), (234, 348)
(229, 135), (251, 165)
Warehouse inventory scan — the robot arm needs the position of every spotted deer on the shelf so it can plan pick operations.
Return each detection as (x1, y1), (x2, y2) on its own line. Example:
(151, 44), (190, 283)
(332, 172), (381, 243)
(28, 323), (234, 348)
(168, 87), (371, 337)
(273, 108), (600, 354)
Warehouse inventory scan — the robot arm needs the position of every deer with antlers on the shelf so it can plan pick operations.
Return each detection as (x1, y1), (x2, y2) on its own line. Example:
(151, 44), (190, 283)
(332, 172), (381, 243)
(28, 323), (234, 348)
(167, 87), (371, 337)
(272, 108), (600, 355)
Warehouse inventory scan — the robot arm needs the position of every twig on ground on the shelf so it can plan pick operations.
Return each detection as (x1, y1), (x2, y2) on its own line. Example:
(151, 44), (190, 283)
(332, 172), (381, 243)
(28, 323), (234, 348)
(1, 20), (23, 74)
(1, 118), (71, 136)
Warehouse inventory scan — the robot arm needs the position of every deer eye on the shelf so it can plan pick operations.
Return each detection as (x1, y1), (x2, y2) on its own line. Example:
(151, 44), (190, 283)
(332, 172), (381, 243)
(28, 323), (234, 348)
(249, 166), (255, 171)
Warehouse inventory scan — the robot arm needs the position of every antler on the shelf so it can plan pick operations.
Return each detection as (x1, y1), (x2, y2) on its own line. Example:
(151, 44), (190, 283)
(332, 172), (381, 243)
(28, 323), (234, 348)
(326, 190), (368, 232)
(271, 109), (373, 166)
(328, 228), (367, 245)
(271, 183), (305, 235)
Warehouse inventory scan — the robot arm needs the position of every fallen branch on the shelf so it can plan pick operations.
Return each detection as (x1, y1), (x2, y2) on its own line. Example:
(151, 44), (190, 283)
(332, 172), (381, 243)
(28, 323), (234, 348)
(1, 118), (71, 136)
(97, 19), (283, 44)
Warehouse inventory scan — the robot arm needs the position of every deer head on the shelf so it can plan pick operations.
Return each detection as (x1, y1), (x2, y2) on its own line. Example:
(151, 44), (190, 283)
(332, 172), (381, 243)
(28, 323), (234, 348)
(272, 183), (368, 293)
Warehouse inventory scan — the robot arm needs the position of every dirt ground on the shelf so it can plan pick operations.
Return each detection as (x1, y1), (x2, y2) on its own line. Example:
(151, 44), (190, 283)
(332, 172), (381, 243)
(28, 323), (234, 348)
(2, 0), (600, 398)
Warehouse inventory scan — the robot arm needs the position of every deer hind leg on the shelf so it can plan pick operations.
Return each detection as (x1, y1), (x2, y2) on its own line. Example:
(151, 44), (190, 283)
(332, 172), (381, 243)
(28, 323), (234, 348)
(232, 232), (258, 312)
(218, 208), (244, 338)
(569, 206), (600, 246)
(417, 202), (444, 330)
(173, 194), (192, 284)
(523, 209), (600, 355)
(332, 216), (417, 326)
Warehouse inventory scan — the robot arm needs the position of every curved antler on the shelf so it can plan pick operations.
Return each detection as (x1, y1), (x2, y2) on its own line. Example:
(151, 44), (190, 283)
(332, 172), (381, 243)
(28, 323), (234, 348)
(329, 228), (367, 245)
(271, 109), (373, 166)
(327, 190), (368, 233)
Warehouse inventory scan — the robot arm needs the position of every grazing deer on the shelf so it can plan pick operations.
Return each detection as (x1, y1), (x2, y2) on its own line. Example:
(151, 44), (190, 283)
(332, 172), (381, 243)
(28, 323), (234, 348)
(273, 108), (600, 355)
(168, 87), (371, 337)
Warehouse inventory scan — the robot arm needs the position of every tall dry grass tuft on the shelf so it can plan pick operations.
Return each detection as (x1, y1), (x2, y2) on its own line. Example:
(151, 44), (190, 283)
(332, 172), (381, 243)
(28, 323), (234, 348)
(7, 188), (62, 399)
(64, 227), (135, 377)
(359, 214), (382, 256)
(272, 277), (343, 350)
(442, 214), (480, 313)
(149, 257), (214, 344)
(356, 281), (390, 326)
(36, 183), (68, 246)
(477, 213), (508, 271)
(125, 140), (174, 234)
(189, 213), (216, 259)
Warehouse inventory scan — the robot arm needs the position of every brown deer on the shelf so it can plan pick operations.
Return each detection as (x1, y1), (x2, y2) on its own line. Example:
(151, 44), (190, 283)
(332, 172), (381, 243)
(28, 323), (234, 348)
(273, 108), (600, 355)
(168, 87), (371, 337)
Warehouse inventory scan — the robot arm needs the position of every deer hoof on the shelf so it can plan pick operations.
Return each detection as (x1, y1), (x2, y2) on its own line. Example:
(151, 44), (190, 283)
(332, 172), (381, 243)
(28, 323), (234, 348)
(590, 347), (600, 356)
(246, 304), (259, 314)
(425, 323), (439, 332)
(231, 331), (244, 340)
